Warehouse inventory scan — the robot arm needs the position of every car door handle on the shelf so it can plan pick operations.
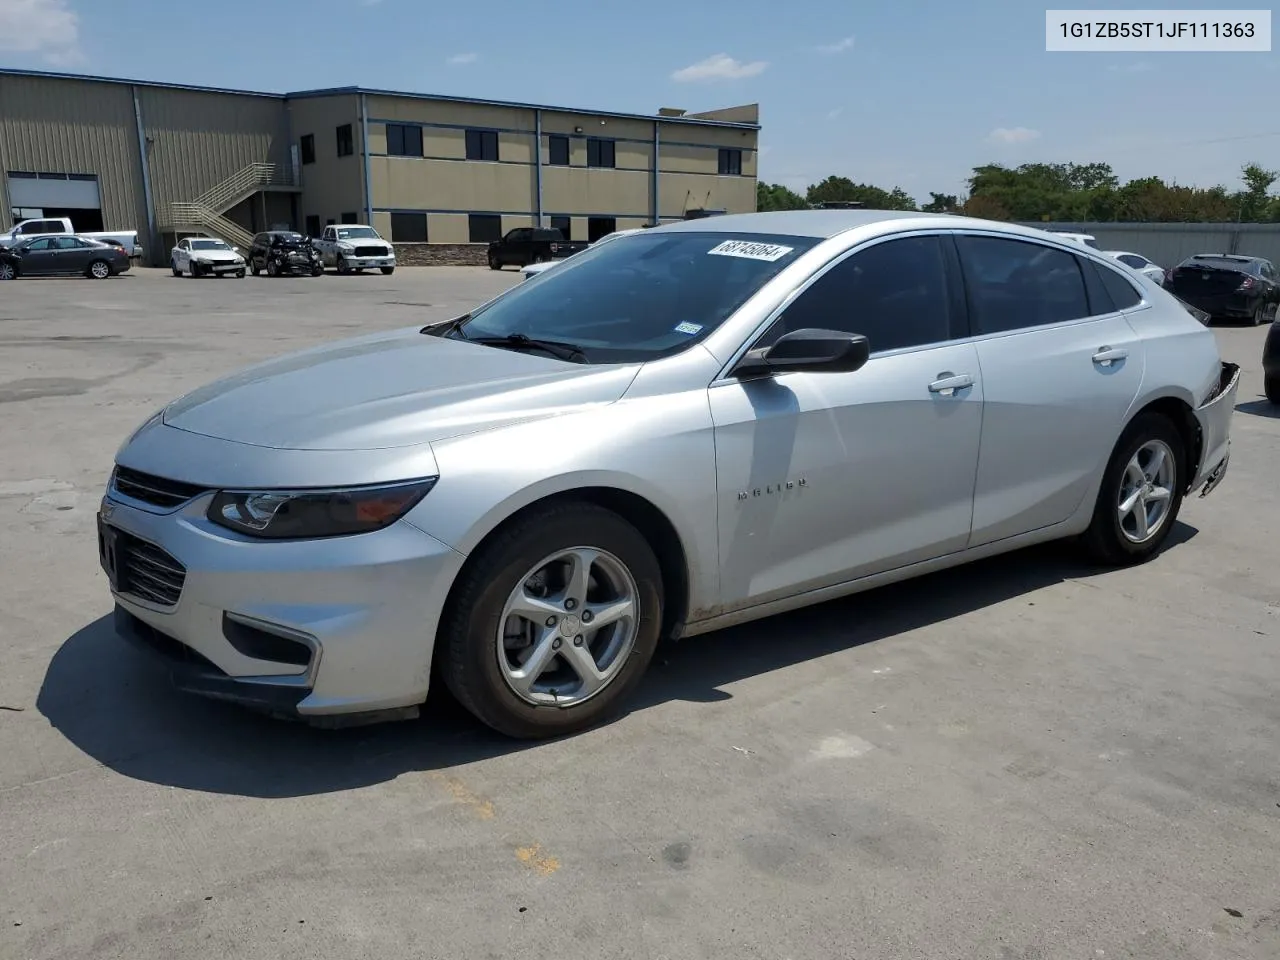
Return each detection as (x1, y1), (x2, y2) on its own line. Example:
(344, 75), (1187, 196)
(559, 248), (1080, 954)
(1092, 347), (1128, 366)
(928, 373), (974, 396)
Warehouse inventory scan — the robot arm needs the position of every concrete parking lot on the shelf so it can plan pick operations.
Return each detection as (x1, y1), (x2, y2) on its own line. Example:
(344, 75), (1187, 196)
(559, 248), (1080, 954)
(1, 267), (1278, 960)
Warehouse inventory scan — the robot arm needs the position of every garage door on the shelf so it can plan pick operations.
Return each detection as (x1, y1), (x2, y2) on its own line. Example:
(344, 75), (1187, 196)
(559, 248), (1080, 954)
(7, 171), (104, 231)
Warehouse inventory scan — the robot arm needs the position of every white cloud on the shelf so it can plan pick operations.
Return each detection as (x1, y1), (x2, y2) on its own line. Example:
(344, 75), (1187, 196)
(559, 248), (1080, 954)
(818, 35), (855, 54)
(447, 52), (478, 65)
(826, 107), (843, 120)
(987, 126), (1041, 144)
(671, 53), (768, 82)
(0, 0), (82, 65)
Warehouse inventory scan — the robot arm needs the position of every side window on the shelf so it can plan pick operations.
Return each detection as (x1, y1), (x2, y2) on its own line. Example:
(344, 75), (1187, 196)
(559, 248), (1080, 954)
(26, 238), (55, 250)
(54, 237), (81, 249)
(1093, 260), (1143, 309)
(757, 235), (953, 354)
(1116, 254), (1144, 268)
(956, 235), (1090, 334)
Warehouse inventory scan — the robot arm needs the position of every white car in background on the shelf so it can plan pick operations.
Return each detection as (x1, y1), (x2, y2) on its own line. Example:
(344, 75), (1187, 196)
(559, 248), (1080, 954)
(1050, 231), (1101, 250)
(171, 236), (246, 278)
(520, 228), (645, 280)
(1106, 250), (1166, 286)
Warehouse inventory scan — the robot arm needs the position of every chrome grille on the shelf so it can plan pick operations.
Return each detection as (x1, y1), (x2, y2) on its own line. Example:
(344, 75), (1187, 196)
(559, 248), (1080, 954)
(112, 466), (206, 509)
(354, 245), (385, 257)
(116, 530), (187, 607)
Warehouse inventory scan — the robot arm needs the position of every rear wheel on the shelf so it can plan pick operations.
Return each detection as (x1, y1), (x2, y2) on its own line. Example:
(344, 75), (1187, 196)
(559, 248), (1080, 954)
(1252, 302), (1265, 325)
(380, 266), (395, 275)
(1080, 412), (1186, 566)
(439, 502), (664, 739)
(87, 260), (111, 280)
(1265, 374), (1280, 404)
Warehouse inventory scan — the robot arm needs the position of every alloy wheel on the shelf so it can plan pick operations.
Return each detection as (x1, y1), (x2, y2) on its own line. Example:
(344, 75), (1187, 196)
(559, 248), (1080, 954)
(1117, 439), (1175, 543)
(496, 546), (640, 707)
(90, 261), (110, 279)
(0, 262), (14, 281)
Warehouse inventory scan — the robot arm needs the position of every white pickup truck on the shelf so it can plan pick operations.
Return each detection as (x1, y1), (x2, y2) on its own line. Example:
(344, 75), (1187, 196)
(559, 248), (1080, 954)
(0, 217), (142, 257)
(313, 224), (396, 275)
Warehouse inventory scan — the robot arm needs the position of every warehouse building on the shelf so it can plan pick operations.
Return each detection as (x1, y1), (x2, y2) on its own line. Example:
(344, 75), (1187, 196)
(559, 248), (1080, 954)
(0, 69), (759, 265)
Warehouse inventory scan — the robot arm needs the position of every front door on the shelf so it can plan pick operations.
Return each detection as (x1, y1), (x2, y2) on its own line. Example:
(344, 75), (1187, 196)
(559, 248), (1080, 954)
(954, 233), (1146, 546)
(18, 237), (59, 275)
(709, 234), (984, 612)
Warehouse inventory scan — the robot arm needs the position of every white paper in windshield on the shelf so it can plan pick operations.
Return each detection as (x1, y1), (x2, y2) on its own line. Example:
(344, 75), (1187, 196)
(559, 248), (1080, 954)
(707, 240), (794, 262)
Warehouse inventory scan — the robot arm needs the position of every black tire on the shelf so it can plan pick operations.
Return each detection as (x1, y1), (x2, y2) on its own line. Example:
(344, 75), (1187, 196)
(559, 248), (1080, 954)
(1079, 411), (1187, 567)
(488, 252), (501, 270)
(380, 266), (395, 275)
(87, 259), (111, 280)
(250, 260), (260, 276)
(439, 502), (664, 739)
(311, 266), (323, 277)
(171, 260), (181, 277)
(337, 257), (349, 275)
(266, 259), (278, 277)
(0, 262), (16, 281)
(236, 269), (245, 279)
(1252, 302), (1265, 326)
(1265, 373), (1280, 404)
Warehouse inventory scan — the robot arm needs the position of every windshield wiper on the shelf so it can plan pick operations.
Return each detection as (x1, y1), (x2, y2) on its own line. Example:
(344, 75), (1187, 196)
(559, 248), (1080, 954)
(463, 332), (587, 362)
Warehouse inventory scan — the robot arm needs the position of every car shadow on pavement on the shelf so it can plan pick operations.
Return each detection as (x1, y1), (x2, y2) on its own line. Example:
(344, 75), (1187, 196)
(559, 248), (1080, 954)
(37, 524), (1198, 799)
(1236, 399), (1279, 419)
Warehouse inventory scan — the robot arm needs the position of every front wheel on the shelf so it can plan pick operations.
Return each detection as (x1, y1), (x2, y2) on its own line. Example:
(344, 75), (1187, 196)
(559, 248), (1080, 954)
(488, 252), (501, 271)
(380, 266), (395, 275)
(266, 259), (278, 277)
(87, 260), (111, 280)
(236, 269), (246, 279)
(311, 265), (323, 277)
(250, 260), (260, 276)
(1079, 412), (1186, 566)
(0, 261), (16, 281)
(171, 260), (181, 277)
(439, 502), (664, 739)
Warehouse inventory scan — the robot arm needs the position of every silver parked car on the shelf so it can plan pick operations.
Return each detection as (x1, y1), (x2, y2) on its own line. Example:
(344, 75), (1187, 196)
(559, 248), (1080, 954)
(98, 211), (1239, 739)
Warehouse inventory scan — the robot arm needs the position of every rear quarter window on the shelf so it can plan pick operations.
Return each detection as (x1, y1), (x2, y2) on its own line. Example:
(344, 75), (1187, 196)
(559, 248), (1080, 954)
(1093, 260), (1143, 309)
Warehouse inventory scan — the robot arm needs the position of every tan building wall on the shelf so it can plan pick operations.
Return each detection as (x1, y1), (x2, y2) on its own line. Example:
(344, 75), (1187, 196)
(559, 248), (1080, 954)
(287, 93), (365, 230)
(139, 86), (289, 227)
(0, 74), (146, 236)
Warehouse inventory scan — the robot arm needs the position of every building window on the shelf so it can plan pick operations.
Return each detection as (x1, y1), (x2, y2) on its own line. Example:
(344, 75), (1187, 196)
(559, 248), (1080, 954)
(386, 123), (423, 158)
(341, 212), (358, 224)
(390, 212), (428, 242)
(468, 213), (503, 243)
(718, 148), (743, 176)
(587, 217), (616, 242)
(336, 124), (354, 157)
(548, 135), (570, 166)
(586, 139), (615, 168)
(305, 214), (321, 236)
(549, 215), (572, 240)
(465, 129), (499, 162)
(300, 134), (316, 165)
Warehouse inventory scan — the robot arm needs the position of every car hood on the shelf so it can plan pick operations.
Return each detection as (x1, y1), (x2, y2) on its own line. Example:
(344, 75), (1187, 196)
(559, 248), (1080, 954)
(160, 326), (641, 450)
(188, 249), (241, 261)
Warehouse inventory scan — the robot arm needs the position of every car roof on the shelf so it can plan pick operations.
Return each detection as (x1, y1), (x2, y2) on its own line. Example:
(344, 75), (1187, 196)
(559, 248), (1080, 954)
(647, 210), (1099, 247)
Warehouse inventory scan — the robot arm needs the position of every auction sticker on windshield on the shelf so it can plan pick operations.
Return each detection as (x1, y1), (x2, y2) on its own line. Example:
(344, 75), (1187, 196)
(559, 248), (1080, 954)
(708, 240), (795, 262)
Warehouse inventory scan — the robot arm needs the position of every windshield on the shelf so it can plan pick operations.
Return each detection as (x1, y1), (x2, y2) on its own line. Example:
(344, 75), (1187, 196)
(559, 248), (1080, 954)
(336, 227), (378, 240)
(191, 239), (230, 250)
(455, 231), (818, 363)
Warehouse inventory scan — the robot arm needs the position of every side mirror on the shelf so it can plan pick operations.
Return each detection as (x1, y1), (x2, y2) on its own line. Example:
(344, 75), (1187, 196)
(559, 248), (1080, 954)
(733, 328), (871, 378)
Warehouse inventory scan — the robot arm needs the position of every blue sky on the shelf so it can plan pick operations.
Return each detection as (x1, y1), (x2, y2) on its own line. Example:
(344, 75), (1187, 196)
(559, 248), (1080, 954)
(1, 0), (1277, 203)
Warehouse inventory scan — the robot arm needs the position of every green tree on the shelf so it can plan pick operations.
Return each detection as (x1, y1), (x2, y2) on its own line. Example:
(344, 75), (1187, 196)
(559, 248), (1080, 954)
(805, 176), (917, 210)
(921, 192), (961, 213)
(1234, 163), (1278, 221)
(756, 181), (809, 211)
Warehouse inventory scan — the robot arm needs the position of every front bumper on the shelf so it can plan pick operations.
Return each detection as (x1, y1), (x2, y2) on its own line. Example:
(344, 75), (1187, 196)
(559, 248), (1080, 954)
(1191, 361), (1240, 498)
(340, 255), (396, 269)
(196, 260), (245, 273)
(98, 487), (465, 719)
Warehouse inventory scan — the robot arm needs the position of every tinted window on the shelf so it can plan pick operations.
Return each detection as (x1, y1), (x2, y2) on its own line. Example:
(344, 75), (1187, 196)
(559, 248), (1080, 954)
(957, 235), (1090, 334)
(53, 236), (81, 249)
(548, 135), (570, 166)
(390, 212), (427, 242)
(456, 231), (819, 363)
(586, 139), (615, 168)
(718, 149), (743, 176)
(468, 214), (503, 243)
(1116, 254), (1145, 268)
(507, 228), (532, 242)
(25, 238), (55, 250)
(1094, 260), (1143, 309)
(758, 235), (953, 354)
(465, 129), (499, 162)
(336, 124), (354, 157)
(386, 123), (422, 157)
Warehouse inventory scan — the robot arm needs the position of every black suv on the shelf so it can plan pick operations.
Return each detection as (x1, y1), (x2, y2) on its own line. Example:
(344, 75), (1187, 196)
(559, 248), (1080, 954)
(1165, 254), (1280, 325)
(487, 228), (587, 270)
(249, 231), (323, 277)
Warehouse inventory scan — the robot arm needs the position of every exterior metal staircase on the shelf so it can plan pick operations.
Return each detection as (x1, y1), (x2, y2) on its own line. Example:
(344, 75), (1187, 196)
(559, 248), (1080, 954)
(166, 163), (296, 249)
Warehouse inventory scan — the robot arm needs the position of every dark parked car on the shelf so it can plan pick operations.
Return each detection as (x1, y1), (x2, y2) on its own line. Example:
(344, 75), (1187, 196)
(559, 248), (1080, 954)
(0, 235), (130, 280)
(1263, 317), (1280, 402)
(248, 231), (323, 277)
(487, 227), (587, 270)
(1164, 254), (1280, 325)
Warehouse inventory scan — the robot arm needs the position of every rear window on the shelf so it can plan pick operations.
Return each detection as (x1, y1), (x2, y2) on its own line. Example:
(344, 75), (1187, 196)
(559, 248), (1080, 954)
(1180, 256), (1251, 272)
(457, 231), (819, 363)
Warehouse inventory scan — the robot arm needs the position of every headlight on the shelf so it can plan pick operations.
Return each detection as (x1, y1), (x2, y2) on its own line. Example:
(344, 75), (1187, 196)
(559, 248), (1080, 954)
(208, 478), (437, 539)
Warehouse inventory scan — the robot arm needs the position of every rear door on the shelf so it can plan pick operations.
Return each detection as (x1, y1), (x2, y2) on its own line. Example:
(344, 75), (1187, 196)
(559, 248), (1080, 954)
(57, 236), (94, 272)
(955, 233), (1146, 547)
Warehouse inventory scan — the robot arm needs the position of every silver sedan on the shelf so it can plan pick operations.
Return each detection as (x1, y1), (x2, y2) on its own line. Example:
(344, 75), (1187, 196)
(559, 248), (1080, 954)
(98, 211), (1240, 739)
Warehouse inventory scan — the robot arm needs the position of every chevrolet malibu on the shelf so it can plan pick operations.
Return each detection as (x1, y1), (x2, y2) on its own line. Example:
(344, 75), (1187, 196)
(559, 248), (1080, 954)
(99, 211), (1239, 739)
